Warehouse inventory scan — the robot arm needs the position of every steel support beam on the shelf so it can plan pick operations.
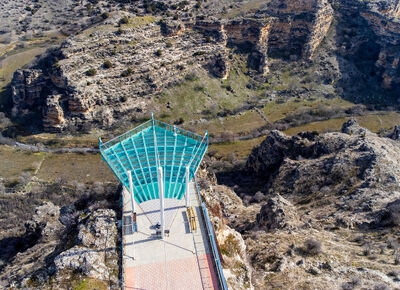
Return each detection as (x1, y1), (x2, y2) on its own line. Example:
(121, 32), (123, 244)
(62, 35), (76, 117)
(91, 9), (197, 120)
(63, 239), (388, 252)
(158, 166), (165, 239)
(128, 170), (135, 213)
(185, 166), (190, 207)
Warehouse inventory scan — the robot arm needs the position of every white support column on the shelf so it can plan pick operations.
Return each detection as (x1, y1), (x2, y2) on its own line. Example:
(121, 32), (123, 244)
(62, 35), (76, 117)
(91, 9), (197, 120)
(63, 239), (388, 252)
(128, 170), (135, 213)
(185, 166), (190, 208)
(158, 166), (165, 239)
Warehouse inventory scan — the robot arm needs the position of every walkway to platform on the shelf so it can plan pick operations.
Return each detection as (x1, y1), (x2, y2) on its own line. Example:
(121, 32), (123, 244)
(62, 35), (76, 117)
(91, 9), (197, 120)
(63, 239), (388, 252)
(122, 182), (219, 290)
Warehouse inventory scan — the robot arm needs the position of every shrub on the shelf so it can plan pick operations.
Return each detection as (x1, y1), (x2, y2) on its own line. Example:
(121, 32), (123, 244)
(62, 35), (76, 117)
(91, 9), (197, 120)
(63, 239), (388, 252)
(166, 41), (172, 48)
(220, 234), (241, 257)
(119, 16), (129, 25)
(303, 239), (322, 256)
(101, 12), (109, 19)
(363, 242), (373, 256)
(185, 72), (198, 81)
(116, 27), (124, 35)
(86, 68), (97, 76)
(155, 49), (162, 57)
(374, 284), (390, 290)
(121, 68), (133, 77)
(103, 60), (112, 69)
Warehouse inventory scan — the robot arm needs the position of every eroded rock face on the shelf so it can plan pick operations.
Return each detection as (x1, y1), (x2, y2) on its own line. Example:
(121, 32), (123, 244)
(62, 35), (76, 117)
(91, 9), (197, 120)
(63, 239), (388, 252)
(43, 95), (66, 131)
(54, 209), (118, 282)
(11, 69), (48, 117)
(262, 0), (333, 59)
(247, 120), (400, 228)
(389, 125), (400, 140)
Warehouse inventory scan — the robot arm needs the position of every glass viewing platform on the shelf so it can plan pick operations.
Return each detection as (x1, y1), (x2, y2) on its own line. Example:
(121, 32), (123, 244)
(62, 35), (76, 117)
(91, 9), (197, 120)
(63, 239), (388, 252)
(99, 116), (208, 204)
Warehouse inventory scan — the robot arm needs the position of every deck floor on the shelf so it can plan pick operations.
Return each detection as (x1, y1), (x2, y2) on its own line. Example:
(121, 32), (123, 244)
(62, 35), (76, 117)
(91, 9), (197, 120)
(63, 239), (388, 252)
(122, 183), (219, 290)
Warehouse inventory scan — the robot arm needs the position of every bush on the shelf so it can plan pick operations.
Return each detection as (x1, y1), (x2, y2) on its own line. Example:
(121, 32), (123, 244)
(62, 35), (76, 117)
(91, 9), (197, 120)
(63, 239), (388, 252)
(101, 12), (109, 19)
(220, 234), (241, 257)
(155, 49), (162, 57)
(119, 16), (129, 25)
(185, 72), (198, 81)
(303, 239), (322, 256)
(86, 68), (97, 76)
(103, 60), (112, 69)
(121, 67), (133, 77)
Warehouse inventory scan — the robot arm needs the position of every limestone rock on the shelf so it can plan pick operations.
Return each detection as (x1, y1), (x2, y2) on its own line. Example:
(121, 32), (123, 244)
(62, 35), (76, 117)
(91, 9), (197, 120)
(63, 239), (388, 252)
(54, 246), (109, 280)
(341, 118), (368, 136)
(11, 69), (47, 117)
(389, 125), (400, 140)
(255, 194), (298, 231)
(43, 95), (65, 131)
(54, 209), (118, 281)
(77, 209), (117, 250)
(160, 20), (185, 36)
(24, 201), (64, 242)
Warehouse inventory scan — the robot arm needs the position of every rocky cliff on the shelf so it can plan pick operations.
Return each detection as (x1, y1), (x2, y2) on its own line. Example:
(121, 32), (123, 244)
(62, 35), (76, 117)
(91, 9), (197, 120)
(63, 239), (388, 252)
(6, 1), (400, 130)
(0, 200), (120, 289)
(204, 119), (400, 289)
(9, 0), (336, 132)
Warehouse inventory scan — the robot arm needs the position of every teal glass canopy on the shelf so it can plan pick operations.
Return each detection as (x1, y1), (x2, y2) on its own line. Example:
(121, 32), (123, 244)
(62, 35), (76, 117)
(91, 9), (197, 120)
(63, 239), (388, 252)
(99, 118), (208, 204)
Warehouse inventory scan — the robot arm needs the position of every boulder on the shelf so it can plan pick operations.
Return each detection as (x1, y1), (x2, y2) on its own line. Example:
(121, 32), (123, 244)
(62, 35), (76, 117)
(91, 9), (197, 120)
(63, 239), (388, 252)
(77, 209), (117, 250)
(54, 246), (109, 280)
(255, 194), (298, 231)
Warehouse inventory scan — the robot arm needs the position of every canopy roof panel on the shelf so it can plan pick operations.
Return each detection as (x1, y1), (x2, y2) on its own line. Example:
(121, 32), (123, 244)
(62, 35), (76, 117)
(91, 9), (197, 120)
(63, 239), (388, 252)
(99, 118), (208, 204)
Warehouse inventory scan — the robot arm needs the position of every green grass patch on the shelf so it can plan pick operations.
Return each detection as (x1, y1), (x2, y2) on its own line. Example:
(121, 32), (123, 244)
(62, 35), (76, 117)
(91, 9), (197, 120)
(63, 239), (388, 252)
(72, 278), (108, 290)
(284, 111), (400, 135)
(210, 137), (264, 160)
(122, 16), (156, 29)
(0, 145), (44, 180)
(36, 153), (116, 183)
(222, 110), (265, 134)
(0, 46), (47, 106)
(263, 97), (354, 123)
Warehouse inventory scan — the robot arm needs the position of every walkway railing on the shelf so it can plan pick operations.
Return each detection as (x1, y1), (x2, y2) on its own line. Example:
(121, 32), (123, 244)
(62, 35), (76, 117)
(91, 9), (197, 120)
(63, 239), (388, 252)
(194, 176), (229, 290)
(100, 118), (207, 151)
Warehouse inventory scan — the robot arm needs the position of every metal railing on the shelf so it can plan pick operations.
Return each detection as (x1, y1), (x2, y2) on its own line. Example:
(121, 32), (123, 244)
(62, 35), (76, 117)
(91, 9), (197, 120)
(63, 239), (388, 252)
(100, 118), (208, 151)
(194, 176), (229, 290)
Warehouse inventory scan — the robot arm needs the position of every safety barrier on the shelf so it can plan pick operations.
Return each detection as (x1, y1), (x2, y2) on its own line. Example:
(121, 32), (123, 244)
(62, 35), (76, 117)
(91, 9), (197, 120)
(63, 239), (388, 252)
(100, 118), (208, 150)
(194, 176), (229, 290)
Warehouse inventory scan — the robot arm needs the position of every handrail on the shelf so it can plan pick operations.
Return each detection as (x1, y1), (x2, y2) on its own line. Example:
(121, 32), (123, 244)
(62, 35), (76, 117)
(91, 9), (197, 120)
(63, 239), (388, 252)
(100, 118), (207, 150)
(194, 175), (229, 290)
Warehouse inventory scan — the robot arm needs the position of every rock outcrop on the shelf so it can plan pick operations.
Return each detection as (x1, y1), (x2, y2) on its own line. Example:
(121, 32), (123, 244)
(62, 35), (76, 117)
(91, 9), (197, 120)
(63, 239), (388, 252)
(206, 120), (400, 289)
(11, 69), (48, 118)
(54, 209), (118, 282)
(247, 119), (400, 227)
(0, 202), (119, 289)
(261, 0), (334, 59)
(255, 194), (299, 232)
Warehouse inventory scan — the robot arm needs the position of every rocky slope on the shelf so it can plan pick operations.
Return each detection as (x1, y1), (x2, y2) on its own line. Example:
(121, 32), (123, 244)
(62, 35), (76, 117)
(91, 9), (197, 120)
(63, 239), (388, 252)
(10, 0), (400, 133)
(200, 120), (400, 289)
(0, 192), (120, 289)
